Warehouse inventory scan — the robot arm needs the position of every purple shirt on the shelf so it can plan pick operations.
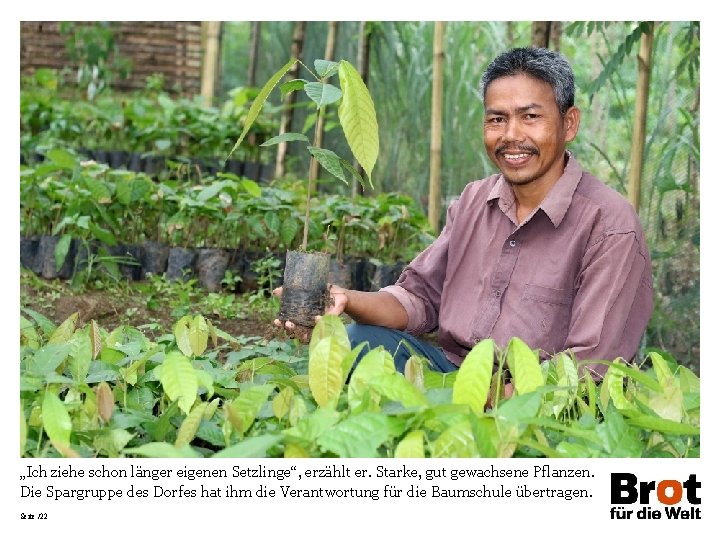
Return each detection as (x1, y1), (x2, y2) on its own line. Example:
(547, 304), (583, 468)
(381, 154), (653, 378)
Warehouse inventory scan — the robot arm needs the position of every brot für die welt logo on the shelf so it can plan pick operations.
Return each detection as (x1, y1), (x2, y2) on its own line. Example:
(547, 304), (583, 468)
(610, 473), (701, 520)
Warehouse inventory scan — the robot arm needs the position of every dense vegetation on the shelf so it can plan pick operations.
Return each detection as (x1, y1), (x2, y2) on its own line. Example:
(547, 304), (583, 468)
(19, 21), (700, 458)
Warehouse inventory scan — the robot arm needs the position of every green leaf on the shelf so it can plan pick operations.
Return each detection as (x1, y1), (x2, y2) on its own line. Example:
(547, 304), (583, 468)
(54, 234), (73, 273)
(595, 405), (644, 457)
(308, 315), (350, 407)
(367, 373), (428, 407)
(189, 315), (209, 356)
(339, 158), (366, 189)
(212, 435), (282, 458)
(279, 79), (307, 98)
(26, 343), (71, 377)
(338, 60), (379, 187)
(506, 337), (544, 395)
(68, 332), (92, 383)
(42, 391), (72, 449)
(308, 337), (345, 408)
(394, 430), (425, 458)
(228, 57), (297, 159)
(348, 347), (396, 410)
(304, 82), (343, 108)
(159, 351), (198, 414)
(307, 146), (347, 185)
(196, 181), (227, 203)
(46, 148), (76, 168)
(432, 419), (478, 457)
(226, 384), (274, 435)
(173, 316), (193, 356)
(272, 387), (294, 419)
(175, 401), (208, 448)
(452, 339), (494, 415)
(260, 132), (310, 147)
(89, 222), (116, 246)
(317, 412), (395, 457)
(404, 354), (425, 391)
(22, 308), (57, 337)
(240, 179), (262, 197)
(625, 415), (699, 436)
(284, 406), (340, 443)
(279, 216), (299, 247)
(124, 442), (200, 458)
(314, 59), (339, 78)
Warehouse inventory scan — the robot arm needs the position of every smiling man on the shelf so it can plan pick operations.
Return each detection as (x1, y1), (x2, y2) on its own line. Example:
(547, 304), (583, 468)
(276, 47), (653, 383)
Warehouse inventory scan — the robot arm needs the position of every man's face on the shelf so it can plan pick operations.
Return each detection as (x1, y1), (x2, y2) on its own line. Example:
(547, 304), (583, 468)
(483, 74), (579, 187)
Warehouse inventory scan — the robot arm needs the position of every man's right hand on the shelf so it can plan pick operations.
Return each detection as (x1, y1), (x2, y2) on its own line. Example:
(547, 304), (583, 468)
(272, 284), (350, 335)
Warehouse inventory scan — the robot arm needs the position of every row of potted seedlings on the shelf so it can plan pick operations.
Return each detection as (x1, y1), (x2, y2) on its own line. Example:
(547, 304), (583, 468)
(19, 236), (407, 293)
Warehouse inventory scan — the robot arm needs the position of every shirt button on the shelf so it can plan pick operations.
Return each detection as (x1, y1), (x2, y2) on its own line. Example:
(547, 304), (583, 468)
(494, 290), (502, 298)
(509, 240), (516, 247)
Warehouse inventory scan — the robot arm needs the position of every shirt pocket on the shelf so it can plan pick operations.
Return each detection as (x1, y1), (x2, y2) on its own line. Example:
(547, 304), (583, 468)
(519, 284), (573, 354)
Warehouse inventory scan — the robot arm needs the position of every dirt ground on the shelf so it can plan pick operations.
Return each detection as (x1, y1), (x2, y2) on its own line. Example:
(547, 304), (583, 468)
(20, 279), (281, 341)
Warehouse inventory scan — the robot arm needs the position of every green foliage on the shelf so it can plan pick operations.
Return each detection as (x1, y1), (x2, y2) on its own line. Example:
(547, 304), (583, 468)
(20, 313), (699, 458)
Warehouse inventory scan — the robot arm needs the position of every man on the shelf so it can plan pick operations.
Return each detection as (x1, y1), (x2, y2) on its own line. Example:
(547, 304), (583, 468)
(275, 47), (653, 383)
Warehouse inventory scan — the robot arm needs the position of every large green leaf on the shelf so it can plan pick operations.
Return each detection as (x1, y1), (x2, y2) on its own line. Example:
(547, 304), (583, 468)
(228, 57), (297, 159)
(308, 337), (344, 408)
(337, 60), (378, 186)
(42, 391), (72, 450)
(432, 419), (478, 458)
(367, 373), (428, 407)
(175, 401), (208, 448)
(304, 82), (343, 108)
(189, 315), (209, 356)
(159, 351), (198, 414)
(226, 384), (274, 435)
(317, 411), (396, 457)
(394, 430), (425, 458)
(506, 337), (544, 395)
(452, 339), (494, 415)
(308, 315), (350, 408)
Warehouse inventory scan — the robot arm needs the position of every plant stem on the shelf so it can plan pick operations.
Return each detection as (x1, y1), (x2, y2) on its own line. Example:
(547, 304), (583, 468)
(301, 107), (323, 251)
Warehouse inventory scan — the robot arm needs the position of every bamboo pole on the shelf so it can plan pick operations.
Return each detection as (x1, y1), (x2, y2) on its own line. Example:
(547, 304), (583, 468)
(247, 22), (261, 87)
(309, 21), (338, 192)
(428, 21), (445, 233)
(275, 21), (306, 179)
(628, 22), (655, 213)
(200, 21), (221, 107)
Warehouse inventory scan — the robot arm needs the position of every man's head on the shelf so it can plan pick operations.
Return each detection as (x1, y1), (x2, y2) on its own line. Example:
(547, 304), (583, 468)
(481, 47), (575, 115)
(480, 47), (580, 189)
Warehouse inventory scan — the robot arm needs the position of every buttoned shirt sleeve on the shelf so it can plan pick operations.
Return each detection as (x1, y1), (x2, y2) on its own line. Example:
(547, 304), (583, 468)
(564, 230), (653, 379)
(379, 198), (459, 335)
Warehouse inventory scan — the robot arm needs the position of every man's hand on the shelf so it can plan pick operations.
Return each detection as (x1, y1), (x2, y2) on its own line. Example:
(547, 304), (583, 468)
(272, 284), (349, 341)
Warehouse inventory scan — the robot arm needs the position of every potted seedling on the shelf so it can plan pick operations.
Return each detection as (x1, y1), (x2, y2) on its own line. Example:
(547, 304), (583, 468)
(227, 57), (379, 331)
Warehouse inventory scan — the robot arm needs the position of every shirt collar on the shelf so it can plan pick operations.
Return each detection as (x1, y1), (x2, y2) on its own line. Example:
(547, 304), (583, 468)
(486, 152), (583, 228)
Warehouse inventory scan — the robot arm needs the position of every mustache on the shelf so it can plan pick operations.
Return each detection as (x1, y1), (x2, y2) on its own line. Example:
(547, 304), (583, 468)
(496, 144), (538, 156)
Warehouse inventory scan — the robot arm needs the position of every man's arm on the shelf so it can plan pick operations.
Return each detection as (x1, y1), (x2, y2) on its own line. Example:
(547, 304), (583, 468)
(325, 287), (409, 329)
(564, 231), (653, 379)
